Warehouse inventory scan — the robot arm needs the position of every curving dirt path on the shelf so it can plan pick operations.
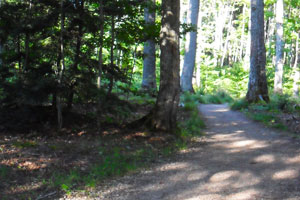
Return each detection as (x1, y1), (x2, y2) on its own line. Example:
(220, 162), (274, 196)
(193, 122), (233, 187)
(68, 104), (300, 200)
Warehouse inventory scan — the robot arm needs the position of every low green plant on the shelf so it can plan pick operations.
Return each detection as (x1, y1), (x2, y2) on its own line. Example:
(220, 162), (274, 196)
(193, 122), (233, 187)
(230, 98), (249, 110)
(0, 165), (10, 178)
(179, 93), (205, 140)
(12, 140), (38, 148)
(196, 90), (233, 104)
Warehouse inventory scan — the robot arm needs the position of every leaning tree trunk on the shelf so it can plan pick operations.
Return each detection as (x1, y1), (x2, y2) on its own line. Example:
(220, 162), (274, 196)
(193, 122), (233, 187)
(246, 0), (269, 103)
(274, 0), (284, 93)
(180, 0), (199, 92)
(147, 0), (180, 132)
(141, 0), (157, 93)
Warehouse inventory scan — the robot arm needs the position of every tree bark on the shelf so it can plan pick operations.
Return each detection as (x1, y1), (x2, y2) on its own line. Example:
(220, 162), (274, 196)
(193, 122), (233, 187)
(97, 0), (104, 128)
(107, 16), (115, 96)
(180, 0), (199, 93)
(246, 0), (269, 103)
(56, 0), (66, 130)
(274, 0), (284, 93)
(142, 0), (157, 93)
(293, 33), (300, 97)
(0, 0), (2, 67)
(147, 0), (180, 132)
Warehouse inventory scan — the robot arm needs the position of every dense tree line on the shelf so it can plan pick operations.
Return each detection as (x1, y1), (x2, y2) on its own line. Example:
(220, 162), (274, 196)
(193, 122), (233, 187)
(0, 0), (300, 132)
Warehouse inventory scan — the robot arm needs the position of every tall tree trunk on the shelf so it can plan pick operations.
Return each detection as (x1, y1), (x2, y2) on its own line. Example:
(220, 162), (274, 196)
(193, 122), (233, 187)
(246, 0), (269, 103)
(293, 33), (300, 97)
(0, 0), (2, 67)
(148, 0), (180, 132)
(67, 0), (84, 111)
(180, 0), (199, 92)
(142, 0), (157, 93)
(195, 6), (203, 88)
(238, 3), (246, 61)
(24, 0), (32, 72)
(56, 0), (65, 130)
(274, 0), (284, 93)
(97, 0), (104, 128)
(107, 16), (115, 96)
(244, 5), (251, 69)
(220, 3), (234, 67)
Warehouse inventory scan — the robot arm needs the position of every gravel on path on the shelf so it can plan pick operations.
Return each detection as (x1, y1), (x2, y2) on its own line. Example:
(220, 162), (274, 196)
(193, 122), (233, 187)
(62, 104), (300, 200)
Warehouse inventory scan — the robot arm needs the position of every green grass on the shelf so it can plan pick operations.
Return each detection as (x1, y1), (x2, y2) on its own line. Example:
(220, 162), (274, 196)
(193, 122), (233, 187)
(178, 93), (206, 140)
(230, 98), (249, 110)
(12, 140), (38, 148)
(0, 165), (10, 178)
(49, 141), (188, 193)
(195, 90), (234, 104)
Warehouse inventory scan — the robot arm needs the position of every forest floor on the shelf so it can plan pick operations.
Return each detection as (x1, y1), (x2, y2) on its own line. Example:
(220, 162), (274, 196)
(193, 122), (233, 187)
(2, 103), (300, 200)
(0, 97), (188, 200)
(65, 104), (300, 200)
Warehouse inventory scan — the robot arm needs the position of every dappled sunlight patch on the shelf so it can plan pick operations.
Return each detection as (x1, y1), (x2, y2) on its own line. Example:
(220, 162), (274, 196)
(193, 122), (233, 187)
(186, 194), (223, 200)
(209, 170), (240, 182)
(212, 108), (230, 113)
(232, 172), (260, 188)
(230, 140), (268, 149)
(253, 154), (275, 164)
(226, 189), (261, 200)
(158, 162), (189, 172)
(206, 116), (217, 119)
(272, 169), (299, 180)
(212, 139), (269, 151)
(285, 155), (300, 164)
(187, 171), (209, 181)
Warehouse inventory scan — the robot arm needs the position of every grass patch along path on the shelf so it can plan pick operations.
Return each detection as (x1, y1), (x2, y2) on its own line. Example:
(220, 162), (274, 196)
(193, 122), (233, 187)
(68, 104), (300, 200)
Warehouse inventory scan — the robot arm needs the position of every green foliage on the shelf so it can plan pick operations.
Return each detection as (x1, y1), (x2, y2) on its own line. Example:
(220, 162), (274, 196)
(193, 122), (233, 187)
(0, 165), (10, 179)
(12, 140), (38, 148)
(230, 98), (249, 110)
(178, 93), (205, 140)
(196, 90), (234, 104)
(198, 63), (248, 99)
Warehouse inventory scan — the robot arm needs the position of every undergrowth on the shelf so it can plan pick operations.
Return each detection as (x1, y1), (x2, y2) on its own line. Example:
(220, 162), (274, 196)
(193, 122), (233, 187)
(47, 93), (206, 195)
(230, 93), (300, 131)
(178, 93), (206, 140)
(190, 90), (234, 105)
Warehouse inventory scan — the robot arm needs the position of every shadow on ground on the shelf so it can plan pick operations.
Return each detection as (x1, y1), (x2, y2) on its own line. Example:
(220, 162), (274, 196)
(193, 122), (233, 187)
(94, 104), (300, 200)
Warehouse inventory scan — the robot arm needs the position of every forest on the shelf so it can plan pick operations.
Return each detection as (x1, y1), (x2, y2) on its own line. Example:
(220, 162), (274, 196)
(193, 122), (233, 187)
(1, 0), (300, 199)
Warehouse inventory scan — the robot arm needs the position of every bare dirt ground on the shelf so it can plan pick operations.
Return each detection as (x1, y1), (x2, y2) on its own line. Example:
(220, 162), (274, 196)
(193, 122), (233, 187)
(64, 104), (300, 200)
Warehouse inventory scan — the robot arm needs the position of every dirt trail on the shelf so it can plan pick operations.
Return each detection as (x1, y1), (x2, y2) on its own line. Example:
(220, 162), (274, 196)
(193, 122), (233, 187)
(68, 104), (300, 200)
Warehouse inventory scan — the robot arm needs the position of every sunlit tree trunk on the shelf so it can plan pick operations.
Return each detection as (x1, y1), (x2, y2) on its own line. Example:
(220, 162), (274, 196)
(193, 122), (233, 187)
(148, 0), (180, 132)
(274, 0), (284, 93)
(244, 6), (251, 69)
(238, 3), (246, 61)
(246, 0), (269, 103)
(293, 33), (300, 97)
(213, 2), (229, 66)
(195, 7), (203, 88)
(142, 0), (157, 93)
(56, 0), (66, 130)
(221, 3), (234, 67)
(181, 0), (199, 92)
